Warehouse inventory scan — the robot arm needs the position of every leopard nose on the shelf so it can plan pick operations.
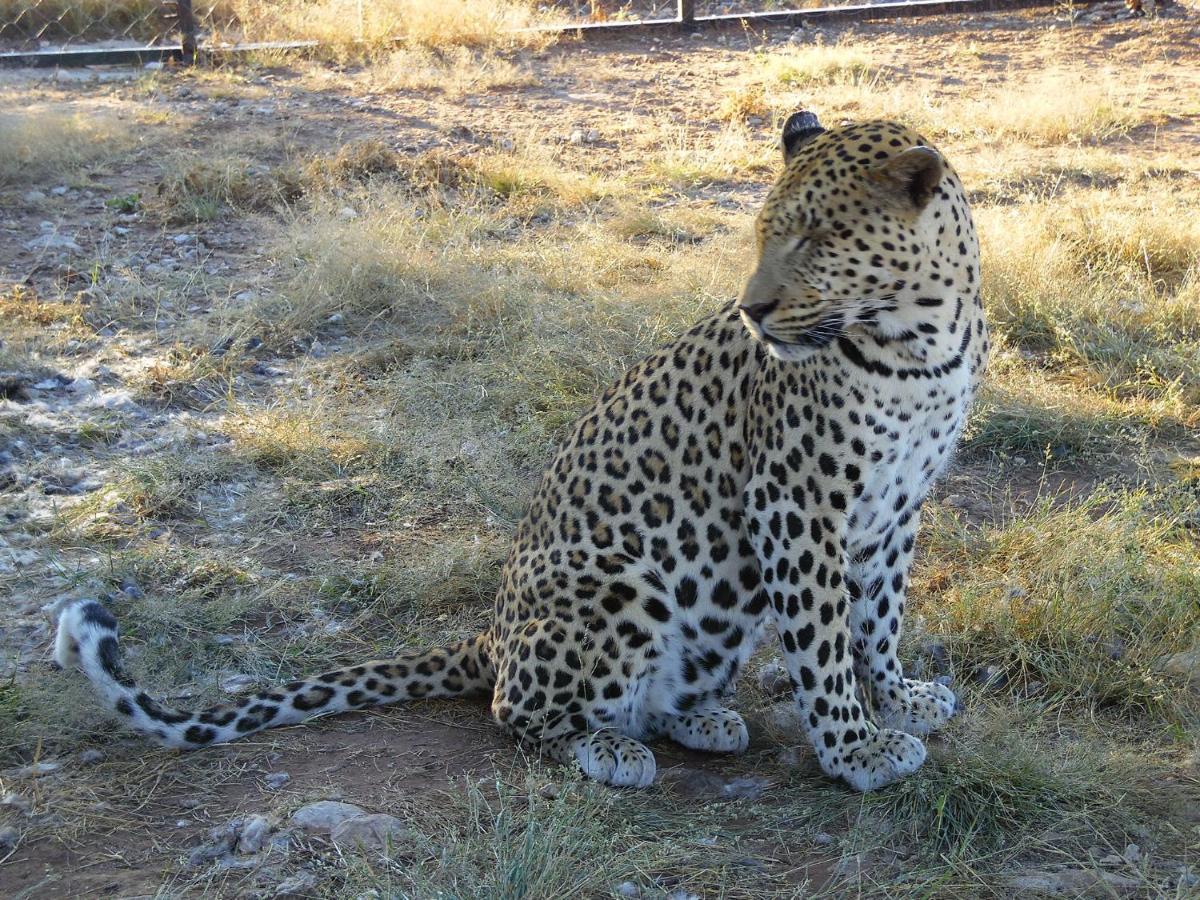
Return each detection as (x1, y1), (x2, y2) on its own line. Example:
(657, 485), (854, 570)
(738, 299), (778, 323)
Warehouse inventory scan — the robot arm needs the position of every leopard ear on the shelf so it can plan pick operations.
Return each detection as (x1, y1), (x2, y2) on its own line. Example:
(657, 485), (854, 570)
(781, 111), (824, 161)
(871, 146), (944, 211)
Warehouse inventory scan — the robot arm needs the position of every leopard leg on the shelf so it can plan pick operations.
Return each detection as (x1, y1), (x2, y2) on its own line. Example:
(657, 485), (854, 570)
(748, 473), (927, 792)
(850, 520), (955, 737)
(649, 705), (749, 754)
(490, 617), (656, 788)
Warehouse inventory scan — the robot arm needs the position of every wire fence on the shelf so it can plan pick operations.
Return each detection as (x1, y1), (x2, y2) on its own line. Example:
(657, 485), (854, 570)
(0, 0), (1091, 64)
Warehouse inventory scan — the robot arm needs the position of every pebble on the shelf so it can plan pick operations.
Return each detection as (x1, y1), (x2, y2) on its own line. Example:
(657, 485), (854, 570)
(51, 185), (70, 196)
(25, 233), (82, 253)
(274, 871), (318, 897)
(66, 377), (95, 395)
(330, 813), (409, 851)
(615, 882), (641, 897)
(22, 190), (46, 203)
(9, 761), (61, 778)
(264, 772), (291, 790)
(338, 206), (358, 219)
(77, 749), (105, 765)
(172, 233), (195, 245)
(1007, 869), (1142, 895)
(973, 665), (1007, 691)
(569, 128), (585, 144)
(661, 769), (770, 802)
(289, 800), (367, 834)
(220, 673), (258, 694)
(236, 815), (273, 854)
(813, 832), (834, 846)
(757, 660), (793, 697)
(665, 891), (699, 900)
(120, 579), (144, 600)
(0, 826), (18, 849)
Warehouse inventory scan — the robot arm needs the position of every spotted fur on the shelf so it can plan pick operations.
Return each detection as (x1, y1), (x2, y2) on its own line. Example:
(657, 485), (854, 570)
(55, 115), (988, 792)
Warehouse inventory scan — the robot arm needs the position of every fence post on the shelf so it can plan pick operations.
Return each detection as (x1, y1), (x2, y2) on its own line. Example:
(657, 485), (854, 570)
(677, 0), (696, 25)
(175, 0), (199, 64)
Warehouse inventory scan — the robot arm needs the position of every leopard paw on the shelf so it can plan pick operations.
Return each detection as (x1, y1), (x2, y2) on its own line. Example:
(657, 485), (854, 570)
(877, 679), (956, 737)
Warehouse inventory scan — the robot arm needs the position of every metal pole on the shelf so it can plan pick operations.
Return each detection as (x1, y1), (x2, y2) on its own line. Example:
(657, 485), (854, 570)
(175, 0), (199, 64)
(678, 0), (696, 25)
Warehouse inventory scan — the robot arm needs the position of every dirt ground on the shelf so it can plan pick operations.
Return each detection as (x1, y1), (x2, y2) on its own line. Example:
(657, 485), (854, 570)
(1, 4), (1199, 898)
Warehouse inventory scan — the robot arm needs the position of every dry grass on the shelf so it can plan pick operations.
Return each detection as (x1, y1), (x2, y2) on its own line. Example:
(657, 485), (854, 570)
(0, 105), (138, 186)
(209, 0), (553, 55)
(3, 17), (1199, 898)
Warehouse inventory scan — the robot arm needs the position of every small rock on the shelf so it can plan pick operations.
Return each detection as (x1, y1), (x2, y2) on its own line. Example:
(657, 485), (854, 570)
(172, 233), (195, 245)
(942, 493), (969, 509)
(274, 871), (318, 897)
(120, 579), (144, 600)
(236, 815), (272, 854)
(327, 313), (344, 325)
(188, 826), (237, 867)
(290, 800), (367, 834)
(665, 892), (699, 900)
(615, 882), (641, 897)
(497, 137), (515, 152)
(51, 185), (69, 196)
(338, 206), (358, 220)
(220, 673), (258, 694)
(10, 761), (61, 778)
(25, 233), (82, 253)
(1, 792), (31, 813)
(757, 660), (793, 697)
(1177, 866), (1198, 889)
(1122, 843), (1141, 863)
(66, 377), (95, 395)
(234, 290), (257, 303)
(537, 783), (559, 799)
(22, 190), (46, 203)
(585, 129), (599, 143)
(661, 769), (769, 802)
(330, 813), (409, 852)
(569, 128), (585, 144)
(1157, 646), (1200, 693)
(77, 749), (105, 765)
(264, 772), (291, 790)
(765, 701), (804, 733)
(921, 641), (952, 676)
(973, 665), (1007, 691)
(813, 832), (834, 846)
(0, 826), (18, 850)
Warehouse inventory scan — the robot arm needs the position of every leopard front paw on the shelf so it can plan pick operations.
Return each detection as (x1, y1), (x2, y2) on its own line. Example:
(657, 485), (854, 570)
(876, 679), (956, 737)
(832, 729), (927, 792)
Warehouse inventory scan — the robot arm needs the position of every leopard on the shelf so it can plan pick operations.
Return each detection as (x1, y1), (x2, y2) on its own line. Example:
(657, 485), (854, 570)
(54, 112), (988, 792)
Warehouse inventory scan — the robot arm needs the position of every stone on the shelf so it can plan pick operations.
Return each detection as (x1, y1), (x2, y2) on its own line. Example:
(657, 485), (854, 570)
(1157, 647), (1200, 692)
(25, 233), (82, 253)
(236, 815), (272, 854)
(289, 800), (367, 834)
(22, 190), (46, 203)
(757, 660), (793, 697)
(813, 832), (834, 846)
(661, 769), (769, 802)
(330, 813), (409, 851)
(615, 882), (641, 897)
(264, 772), (290, 790)
(77, 749), (105, 765)
(569, 128), (585, 144)
(0, 826), (18, 850)
(220, 673), (258, 694)
(274, 871), (318, 897)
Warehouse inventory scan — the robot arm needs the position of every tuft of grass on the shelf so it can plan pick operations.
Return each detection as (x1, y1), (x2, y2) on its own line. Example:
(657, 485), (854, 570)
(152, 158), (303, 223)
(764, 41), (879, 87)
(212, 0), (554, 56)
(914, 488), (1200, 724)
(373, 46), (539, 96)
(979, 190), (1200, 411)
(0, 106), (137, 186)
